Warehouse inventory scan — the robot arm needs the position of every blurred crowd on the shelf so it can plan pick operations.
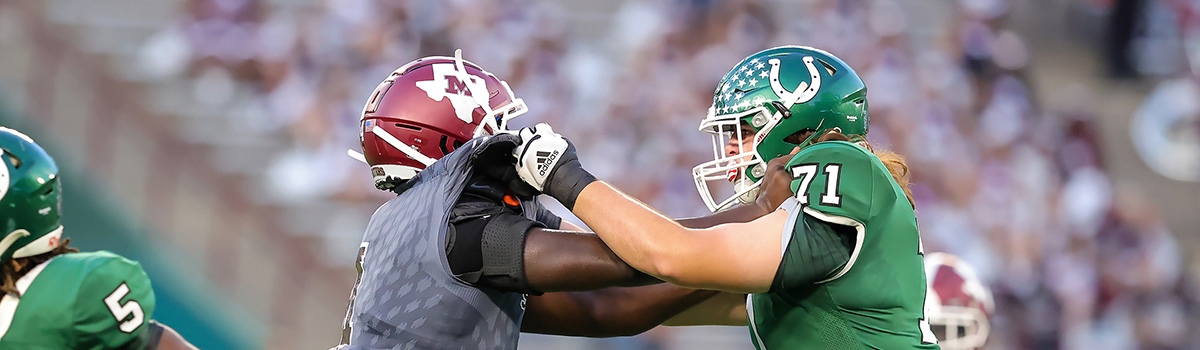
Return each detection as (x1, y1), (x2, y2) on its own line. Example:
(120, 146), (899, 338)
(1109, 0), (1200, 183)
(132, 0), (1196, 348)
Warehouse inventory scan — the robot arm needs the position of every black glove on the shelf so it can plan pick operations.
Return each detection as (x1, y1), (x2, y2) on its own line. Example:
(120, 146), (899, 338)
(470, 133), (540, 199)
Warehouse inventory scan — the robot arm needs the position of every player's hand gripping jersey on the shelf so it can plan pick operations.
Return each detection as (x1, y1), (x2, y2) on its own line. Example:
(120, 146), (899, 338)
(748, 141), (938, 350)
(0, 251), (156, 350)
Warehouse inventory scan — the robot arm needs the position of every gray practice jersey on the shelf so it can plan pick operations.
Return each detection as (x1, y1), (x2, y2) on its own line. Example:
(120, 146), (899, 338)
(341, 136), (545, 350)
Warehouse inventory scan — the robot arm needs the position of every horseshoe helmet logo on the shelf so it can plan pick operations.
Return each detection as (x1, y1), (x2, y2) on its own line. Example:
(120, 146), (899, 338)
(768, 56), (822, 108)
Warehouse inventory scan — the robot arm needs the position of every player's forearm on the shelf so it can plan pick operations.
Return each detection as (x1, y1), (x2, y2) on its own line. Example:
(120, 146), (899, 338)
(663, 292), (749, 326)
(573, 181), (698, 283)
(675, 202), (771, 228)
(524, 229), (662, 292)
(585, 285), (721, 337)
(522, 285), (720, 337)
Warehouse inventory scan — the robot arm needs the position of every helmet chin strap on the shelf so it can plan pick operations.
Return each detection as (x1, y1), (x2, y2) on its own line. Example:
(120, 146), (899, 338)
(371, 126), (436, 166)
(347, 149), (367, 164)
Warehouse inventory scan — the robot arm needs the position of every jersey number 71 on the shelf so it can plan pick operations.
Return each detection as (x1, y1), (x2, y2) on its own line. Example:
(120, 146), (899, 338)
(790, 163), (843, 206)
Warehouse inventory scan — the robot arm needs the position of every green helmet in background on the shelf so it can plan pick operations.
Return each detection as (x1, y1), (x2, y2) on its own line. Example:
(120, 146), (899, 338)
(0, 126), (63, 262)
(692, 46), (869, 211)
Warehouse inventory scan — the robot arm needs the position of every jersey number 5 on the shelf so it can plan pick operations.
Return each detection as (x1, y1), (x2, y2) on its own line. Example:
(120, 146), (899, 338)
(790, 163), (842, 206)
(104, 282), (144, 333)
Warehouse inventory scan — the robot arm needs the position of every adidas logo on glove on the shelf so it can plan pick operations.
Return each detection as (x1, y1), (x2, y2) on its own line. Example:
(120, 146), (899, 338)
(536, 150), (559, 176)
(509, 123), (596, 209)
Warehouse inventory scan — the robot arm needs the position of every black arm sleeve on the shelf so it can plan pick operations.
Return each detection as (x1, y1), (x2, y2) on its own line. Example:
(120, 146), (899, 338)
(770, 213), (856, 295)
(447, 191), (545, 295)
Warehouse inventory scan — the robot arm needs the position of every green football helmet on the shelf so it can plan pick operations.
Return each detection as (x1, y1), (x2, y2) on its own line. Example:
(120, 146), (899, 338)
(0, 126), (63, 262)
(692, 46), (869, 211)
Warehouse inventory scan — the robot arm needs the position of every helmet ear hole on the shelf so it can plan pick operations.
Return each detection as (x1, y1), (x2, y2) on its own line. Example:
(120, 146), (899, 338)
(784, 129), (815, 144)
(438, 136), (450, 154)
(394, 123), (421, 131)
(816, 58), (837, 75)
(3, 150), (20, 169)
(41, 177), (59, 196)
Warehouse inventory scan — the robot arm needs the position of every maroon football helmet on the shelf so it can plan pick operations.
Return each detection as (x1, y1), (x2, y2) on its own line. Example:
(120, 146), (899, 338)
(924, 252), (995, 350)
(351, 50), (528, 190)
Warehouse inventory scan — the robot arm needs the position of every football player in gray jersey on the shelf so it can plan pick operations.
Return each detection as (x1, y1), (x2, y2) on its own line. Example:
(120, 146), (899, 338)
(335, 51), (794, 350)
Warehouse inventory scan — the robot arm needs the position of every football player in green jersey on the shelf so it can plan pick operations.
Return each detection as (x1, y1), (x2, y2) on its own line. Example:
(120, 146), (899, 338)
(0, 126), (197, 350)
(499, 46), (940, 349)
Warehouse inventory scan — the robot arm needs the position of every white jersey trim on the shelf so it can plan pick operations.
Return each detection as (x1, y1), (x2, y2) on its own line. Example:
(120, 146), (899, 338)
(777, 198), (803, 256)
(801, 207), (865, 284)
(746, 294), (768, 350)
(0, 257), (55, 340)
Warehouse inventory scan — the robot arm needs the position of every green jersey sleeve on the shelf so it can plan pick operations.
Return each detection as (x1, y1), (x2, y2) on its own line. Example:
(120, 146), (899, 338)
(71, 251), (157, 349)
(769, 201), (856, 296)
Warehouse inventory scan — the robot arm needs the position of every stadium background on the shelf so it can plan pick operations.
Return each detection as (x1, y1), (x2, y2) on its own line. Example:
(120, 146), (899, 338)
(0, 0), (1198, 349)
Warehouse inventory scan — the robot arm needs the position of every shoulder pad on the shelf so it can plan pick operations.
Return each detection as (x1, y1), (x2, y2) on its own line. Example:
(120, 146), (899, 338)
(785, 141), (878, 224)
(70, 251), (157, 347)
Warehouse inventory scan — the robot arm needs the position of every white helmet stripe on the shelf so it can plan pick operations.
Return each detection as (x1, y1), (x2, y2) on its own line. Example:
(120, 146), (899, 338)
(371, 126), (436, 166)
(346, 149), (367, 164)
